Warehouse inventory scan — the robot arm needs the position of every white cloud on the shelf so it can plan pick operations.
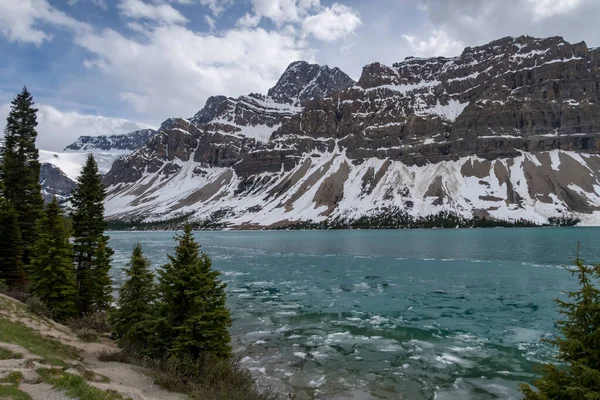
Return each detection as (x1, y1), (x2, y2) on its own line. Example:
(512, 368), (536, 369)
(67, 0), (108, 10)
(237, 12), (262, 28)
(249, 0), (320, 25)
(402, 29), (464, 57)
(204, 15), (216, 31)
(76, 24), (313, 118)
(199, 0), (233, 16)
(118, 0), (188, 25)
(0, 0), (89, 44)
(0, 103), (151, 151)
(238, 0), (361, 41)
(528, 0), (582, 20)
(409, 0), (598, 54)
(302, 3), (361, 42)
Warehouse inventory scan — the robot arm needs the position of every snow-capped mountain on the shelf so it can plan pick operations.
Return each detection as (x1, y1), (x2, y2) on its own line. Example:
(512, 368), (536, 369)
(64, 129), (156, 152)
(103, 36), (600, 227)
(39, 129), (156, 202)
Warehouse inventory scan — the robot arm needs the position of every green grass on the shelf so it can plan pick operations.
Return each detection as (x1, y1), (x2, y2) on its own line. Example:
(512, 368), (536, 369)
(72, 364), (111, 383)
(0, 346), (23, 360)
(37, 369), (125, 400)
(0, 317), (80, 366)
(0, 385), (32, 400)
(1, 371), (24, 384)
(0, 371), (31, 400)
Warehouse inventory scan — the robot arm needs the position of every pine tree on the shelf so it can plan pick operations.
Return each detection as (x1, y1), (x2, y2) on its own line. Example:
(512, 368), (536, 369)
(29, 198), (77, 321)
(0, 87), (44, 272)
(0, 198), (24, 288)
(111, 243), (155, 350)
(521, 254), (600, 399)
(151, 225), (232, 359)
(70, 154), (109, 315)
(90, 235), (114, 312)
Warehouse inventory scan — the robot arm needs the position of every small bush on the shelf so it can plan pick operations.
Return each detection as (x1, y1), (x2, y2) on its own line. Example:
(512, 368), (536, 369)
(26, 296), (51, 318)
(68, 312), (110, 335)
(2, 287), (28, 304)
(96, 348), (278, 400)
(97, 349), (129, 363)
(75, 328), (99, 343)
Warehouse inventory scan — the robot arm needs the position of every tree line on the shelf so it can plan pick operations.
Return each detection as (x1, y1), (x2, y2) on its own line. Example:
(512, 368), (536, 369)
(0, 86), (111, 318)
(0, 88), (233, 370)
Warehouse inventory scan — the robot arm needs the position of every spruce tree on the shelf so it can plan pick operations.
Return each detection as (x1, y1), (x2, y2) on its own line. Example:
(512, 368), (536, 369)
(521, 255), (600, 399)
(29, 198), (77, 321)
(70, 154), (110, 314)
(0, 87), (44, 271)
(90, 235), (114, 312)
(111, 243), (155, 350)
(0, 198), (24, 288)
(151, 225), (232, 359)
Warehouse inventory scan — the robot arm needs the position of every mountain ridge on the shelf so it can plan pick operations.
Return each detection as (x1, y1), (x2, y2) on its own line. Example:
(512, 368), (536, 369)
(97, 36), (600, 226)
(39, 129), (157, 202)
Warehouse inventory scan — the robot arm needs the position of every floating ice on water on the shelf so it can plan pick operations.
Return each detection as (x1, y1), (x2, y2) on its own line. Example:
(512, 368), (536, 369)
(354, 282), (371, 290)
(308, 376), (326, 387)
(369, 315), (389, 325)
(435, 353), (474, 368)
(222, 271), (250, 276)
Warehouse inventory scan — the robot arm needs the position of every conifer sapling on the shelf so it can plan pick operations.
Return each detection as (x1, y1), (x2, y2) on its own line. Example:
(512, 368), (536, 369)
(152, 224), (232, 359)
(29, 198), (77, 321)
(111, 243), (155, 351)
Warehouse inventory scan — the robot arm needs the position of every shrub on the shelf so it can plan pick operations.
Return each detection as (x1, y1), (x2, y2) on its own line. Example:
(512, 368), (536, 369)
(96, 348), (277, 400)
(75, 328), (99, 343)
(68, 312), (111, 335)
(26, 296), (51, 318)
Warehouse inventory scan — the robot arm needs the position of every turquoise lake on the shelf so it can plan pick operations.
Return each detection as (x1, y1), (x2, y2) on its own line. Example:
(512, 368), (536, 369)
(107, 228), (600, 400)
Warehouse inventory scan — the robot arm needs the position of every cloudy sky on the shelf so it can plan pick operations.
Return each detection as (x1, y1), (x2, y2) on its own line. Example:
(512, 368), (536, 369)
(1, 0), (598, 150)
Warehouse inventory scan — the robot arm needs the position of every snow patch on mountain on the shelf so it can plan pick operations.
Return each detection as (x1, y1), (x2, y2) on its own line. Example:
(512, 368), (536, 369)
(40, 150), (128, 180)
(105, 150), (600, 227)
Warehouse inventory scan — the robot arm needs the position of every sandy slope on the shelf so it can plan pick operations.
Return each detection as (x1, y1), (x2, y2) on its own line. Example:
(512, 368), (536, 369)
(0, 294), (184, 400)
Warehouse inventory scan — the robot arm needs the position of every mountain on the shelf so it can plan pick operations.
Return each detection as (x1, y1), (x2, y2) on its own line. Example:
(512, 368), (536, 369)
(103, 37), (600, 227)
(39, 129), (156, 202)
(64, 129), (156, 152)
(40, 163), (78, 203)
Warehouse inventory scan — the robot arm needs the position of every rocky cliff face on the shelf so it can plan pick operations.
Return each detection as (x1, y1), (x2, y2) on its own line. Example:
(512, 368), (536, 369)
(64, 129), (156, 152)
(103, 37), (600, 226)
(40, 163), (77, 203)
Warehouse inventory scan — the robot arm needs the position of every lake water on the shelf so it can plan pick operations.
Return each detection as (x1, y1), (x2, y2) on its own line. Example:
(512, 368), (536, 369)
(107, 228), (600, 400)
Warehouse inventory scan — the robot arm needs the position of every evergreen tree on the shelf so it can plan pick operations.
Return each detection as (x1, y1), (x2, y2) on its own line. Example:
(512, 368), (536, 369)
(111, 243), (155, 350)
(90, 235), (114, 312)
(0, 87), (44, 271)
(29, 198), (77, 321)
(0, 198), (24, 288)
(521, 254), (600, 399)
(151, 225), (232, 359)
(70, 154), (109, 314)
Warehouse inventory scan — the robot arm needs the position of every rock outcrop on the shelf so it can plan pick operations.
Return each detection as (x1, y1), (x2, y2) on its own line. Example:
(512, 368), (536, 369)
(103, 36), (600, 226)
